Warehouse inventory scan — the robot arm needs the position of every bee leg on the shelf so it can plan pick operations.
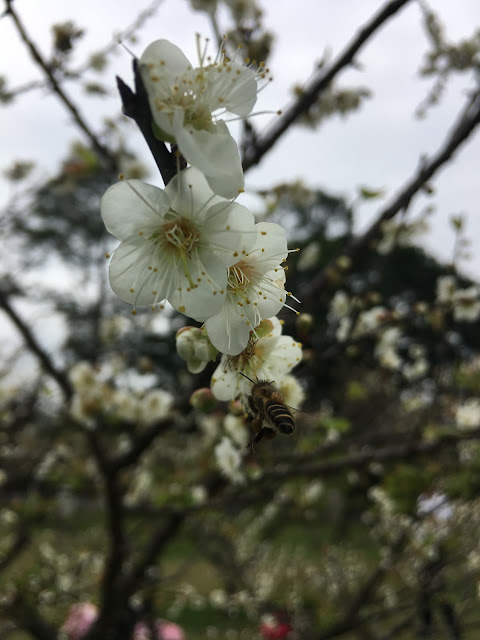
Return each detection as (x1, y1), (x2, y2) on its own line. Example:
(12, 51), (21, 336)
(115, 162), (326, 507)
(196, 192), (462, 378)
(247, 427), (274, 453)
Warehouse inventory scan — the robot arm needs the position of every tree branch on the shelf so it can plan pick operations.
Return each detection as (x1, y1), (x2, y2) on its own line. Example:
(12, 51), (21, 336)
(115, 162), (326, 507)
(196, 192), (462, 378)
(4, 0), (117, 171)
(0, 288), (72, 399)
(85, 429), (128, 617)
(116, 61), (178, 186)
(110, 417), (172, 472)
(315, 535), (407, 640)
(302, 88), (480, 303)
(243, 427), (480, 485)
(242, 0), (413, 172)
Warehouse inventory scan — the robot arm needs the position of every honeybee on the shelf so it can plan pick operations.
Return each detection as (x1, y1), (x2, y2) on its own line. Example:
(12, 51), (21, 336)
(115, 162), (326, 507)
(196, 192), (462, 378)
(240, 373), (295, 451)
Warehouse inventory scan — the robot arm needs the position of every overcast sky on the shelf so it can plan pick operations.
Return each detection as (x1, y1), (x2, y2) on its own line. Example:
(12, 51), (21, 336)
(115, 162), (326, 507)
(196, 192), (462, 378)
(1, 0), (479, 279)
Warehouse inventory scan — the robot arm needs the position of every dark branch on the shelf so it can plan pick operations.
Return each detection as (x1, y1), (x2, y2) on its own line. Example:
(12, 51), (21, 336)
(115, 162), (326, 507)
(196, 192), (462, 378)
(0, 288), (72, 399)
(242, 0), (413, 172)
(4, 0), (117, 171)
(315, 534), (407, 640)
(0, 529), (29, 573)
(85, 429), (127, 616)
(302, 89), (480, 303)
(245, 427), (480, 484)
(111, 417), (171, 471)
(116, 60), (178, 186)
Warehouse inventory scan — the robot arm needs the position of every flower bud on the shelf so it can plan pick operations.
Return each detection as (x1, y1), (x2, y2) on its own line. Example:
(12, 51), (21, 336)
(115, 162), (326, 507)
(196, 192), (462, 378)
(296, 312), (313, 336)
(176, 326), (201, 361)
(229, 399), (245, 416)
(190, 388), (217, 413)
(176, 327), (217, 373)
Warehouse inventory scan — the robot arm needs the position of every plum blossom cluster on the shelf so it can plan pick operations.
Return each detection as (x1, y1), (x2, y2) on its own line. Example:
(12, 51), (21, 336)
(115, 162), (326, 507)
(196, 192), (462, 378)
(436, 275), (480, 322)
(101, 37), (297, 350)
(101, 36), (303, 461)
(69, 361), (173, 428)
(328, 291), (429, 381)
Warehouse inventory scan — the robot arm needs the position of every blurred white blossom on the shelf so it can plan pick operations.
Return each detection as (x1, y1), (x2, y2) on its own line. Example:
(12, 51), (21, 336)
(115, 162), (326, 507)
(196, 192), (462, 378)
(455, 398), (480, 430)
(214, 437), (244, 484)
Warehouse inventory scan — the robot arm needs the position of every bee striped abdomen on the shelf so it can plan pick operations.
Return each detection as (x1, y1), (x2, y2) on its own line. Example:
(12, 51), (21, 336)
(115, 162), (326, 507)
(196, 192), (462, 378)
(265, 401), (295, 434)
(240, 374), (296, 450)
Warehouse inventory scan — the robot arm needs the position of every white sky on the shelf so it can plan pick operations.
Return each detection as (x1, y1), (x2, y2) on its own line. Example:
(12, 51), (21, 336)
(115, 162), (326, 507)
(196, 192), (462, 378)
(0, 0), (479, 332)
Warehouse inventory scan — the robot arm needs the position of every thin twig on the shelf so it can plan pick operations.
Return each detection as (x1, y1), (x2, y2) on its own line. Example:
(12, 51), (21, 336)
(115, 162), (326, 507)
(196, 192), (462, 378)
(4, 0), (117, 171)
(302, 89), (480, 303)
(242, 0), (413, 171)
(0, 288), (72, 399)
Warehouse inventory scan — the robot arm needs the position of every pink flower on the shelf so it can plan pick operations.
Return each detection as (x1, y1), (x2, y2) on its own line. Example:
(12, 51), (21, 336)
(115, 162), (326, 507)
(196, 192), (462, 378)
(133, 620), (184, 640)
(260, 613), (292, 640)
(63, 604), (184, 640)
(62, 603), (98, 640)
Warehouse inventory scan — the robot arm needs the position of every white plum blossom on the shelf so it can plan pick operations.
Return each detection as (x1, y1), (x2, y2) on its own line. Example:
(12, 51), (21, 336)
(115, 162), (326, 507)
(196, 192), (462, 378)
(224, 413), (249, 448)
(436, 275), (456, 303)
(402, 344), (429, 381)
(203, 222), (293, 355)
(138, 389), (173, 424)
(211, 317), (302, 401)
(402, 357), (429, 381)
(140, 37), (264, 198)
(353, 306), (388, 338)
(277, 374), (305, 408)
(336, 316), (352, 342)
(329, 290), (351, 320)
(214, 436), (244, 484)
(101, 167), (256, 317)
(191, 485), (207, 504)
(453, 286), (480, 322)
(455, 398), (480, 430)
(374, 326), (402, 370)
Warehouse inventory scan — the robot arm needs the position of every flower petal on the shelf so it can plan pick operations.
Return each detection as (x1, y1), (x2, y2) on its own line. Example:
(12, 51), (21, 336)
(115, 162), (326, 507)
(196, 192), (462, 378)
(168, 248), (228, 320)
(164, 167), (223, 216)
(174, 121), (244, 198)
(140, 39), (192, 83)
(101, 180), (169, 241)
(247, 222), (288, 270)
(108, 234), (173, 307)
(207, 63), (258, 116)
(205, 308), (252, 356)
(201, 201), (257, 267)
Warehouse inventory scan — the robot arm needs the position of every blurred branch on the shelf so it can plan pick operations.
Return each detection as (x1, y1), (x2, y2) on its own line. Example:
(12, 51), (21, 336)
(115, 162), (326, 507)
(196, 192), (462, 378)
(4, 0), (165, 99)
(85, 428), (128, 616)
(3, 593), (58, 640)
(116, 60), (178, 186)
(246, 427), (480, 484)
(3, 0), (118, 171)
(110, 416), (172, 471)
(303, 88), (480, 302)
(0, 529), (29, 573)
(242, 0), (412, 171)
(120, 473), (225, 600)
(316, 533), (407, 640)
(0, 288), (72, 399)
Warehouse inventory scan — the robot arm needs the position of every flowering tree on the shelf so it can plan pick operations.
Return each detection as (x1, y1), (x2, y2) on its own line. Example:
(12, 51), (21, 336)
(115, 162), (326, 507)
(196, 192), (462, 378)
(2, 1), (480, 639)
